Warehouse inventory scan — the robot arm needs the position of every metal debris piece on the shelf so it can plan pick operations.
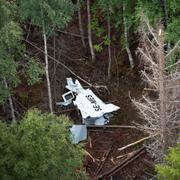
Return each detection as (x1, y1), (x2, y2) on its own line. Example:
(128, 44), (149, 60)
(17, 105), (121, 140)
(66, 78), (83, 93)
(84, 114), (111, 125)
(56, 91), (74, 106)
(70, 125), (87, 144)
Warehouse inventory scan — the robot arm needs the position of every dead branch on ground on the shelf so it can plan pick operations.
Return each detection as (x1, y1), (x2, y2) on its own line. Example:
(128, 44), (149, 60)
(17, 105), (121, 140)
(118, 134), (157, 152)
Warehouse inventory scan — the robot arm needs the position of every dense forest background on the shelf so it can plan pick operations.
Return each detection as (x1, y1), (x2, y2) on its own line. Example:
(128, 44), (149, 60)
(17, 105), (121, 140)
(0, 0), (179, 179)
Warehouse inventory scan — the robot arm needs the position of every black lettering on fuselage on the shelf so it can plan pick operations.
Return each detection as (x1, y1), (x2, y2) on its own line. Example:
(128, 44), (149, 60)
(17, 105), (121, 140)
(85, 95), (102, 111)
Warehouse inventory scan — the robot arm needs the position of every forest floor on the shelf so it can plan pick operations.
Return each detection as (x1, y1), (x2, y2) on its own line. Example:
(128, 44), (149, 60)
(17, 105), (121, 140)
(0, 7), (156, 180)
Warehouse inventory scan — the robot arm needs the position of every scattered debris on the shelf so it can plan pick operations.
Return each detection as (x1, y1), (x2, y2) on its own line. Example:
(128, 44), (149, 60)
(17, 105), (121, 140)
(57, 78), (120, 144)
(97, 147), (146, 179)
(85, 128), (154, 179)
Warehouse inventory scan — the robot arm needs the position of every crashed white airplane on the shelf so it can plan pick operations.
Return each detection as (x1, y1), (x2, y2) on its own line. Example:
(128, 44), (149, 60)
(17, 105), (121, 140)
(57, 78), (120, 144)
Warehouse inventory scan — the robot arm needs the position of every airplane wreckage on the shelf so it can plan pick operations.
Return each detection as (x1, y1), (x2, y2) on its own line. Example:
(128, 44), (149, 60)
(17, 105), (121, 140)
(57, 78), (120, 144)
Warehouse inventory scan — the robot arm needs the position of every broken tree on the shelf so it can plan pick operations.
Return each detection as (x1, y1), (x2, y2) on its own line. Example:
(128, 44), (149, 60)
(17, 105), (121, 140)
(132, 18), (180, 162)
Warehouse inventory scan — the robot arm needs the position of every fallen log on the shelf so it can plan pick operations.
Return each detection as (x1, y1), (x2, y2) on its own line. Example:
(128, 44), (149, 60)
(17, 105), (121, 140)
(87, 125), (137, 129)
(142, 159), (155, 168)
(97, 147), (146, 179)
(95, 144), (113, 176)
(85, 150), (96, 162)
(116, 150), (138, 159)
(118, 135), (157, 152)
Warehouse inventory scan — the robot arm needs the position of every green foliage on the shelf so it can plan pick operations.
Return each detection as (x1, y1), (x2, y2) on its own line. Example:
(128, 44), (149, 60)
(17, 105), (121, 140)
(0, 109), (87, 180)
(91, 0), (117, 53)
(0, 55), (19, 86)
(18, 0), (75, 34)
(0, 21), (22, 50)
(91, 16), (105, 38)
(91, 0), (180, 55)
(0, 0), (12, 28)
(135, 0), (163, 25)
(168, 0), (180, 40)
(0, 85), (10, 104)
(0, 0), (44, 104)
(25, 58), (45, 86)
(0, 1), (22, 103)
(169, 0), (180, 15)
(93, 0), (119, 17)
(91, 15), (106, 53)
(119, 0), (136, 31)
(103, 35), (111, 45)
(136, 0), (180, 44)
(167, 18), (180, 43)
(135, 0), (180, 67)
(94, 44), (103, 52)
(156, 142), (180, 180)
(0, 21), (23, 80)
(91, 0), (136, 53)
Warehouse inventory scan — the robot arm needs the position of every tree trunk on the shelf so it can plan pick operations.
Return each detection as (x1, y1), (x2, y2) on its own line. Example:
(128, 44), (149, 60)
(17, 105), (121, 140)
(162, 0), (171, 50)
(158, 29), (167, 154)
(162, 0), (169, 28)
(78, 0), (86, 48)
(42, 25), (53, 113)
(123, 3), (134, 69)
(53, 35), (57, 103)
(3, 77), (16, 122)
(87, 0), (95, 62)
(107, 15), (112, 79)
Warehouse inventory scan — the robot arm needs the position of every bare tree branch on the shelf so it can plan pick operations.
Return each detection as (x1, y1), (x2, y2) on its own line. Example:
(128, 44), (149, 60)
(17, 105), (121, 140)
(166, 39), (180, 58)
